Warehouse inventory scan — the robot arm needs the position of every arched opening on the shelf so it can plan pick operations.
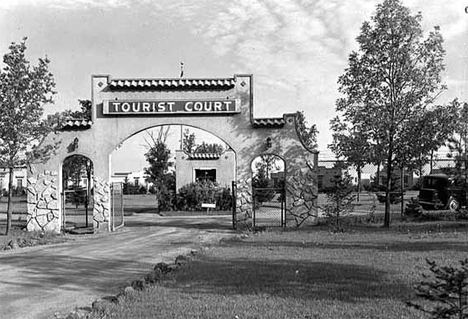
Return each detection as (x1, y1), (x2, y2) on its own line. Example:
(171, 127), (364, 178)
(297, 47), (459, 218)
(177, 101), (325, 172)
(62, 155), (94, 231)
(110, 124), (236, 229)
(251, 154), (286, 228)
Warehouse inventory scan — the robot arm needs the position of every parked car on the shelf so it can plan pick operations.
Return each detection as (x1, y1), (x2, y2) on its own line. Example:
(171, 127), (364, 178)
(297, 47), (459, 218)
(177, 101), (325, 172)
(418, 174), (466, 211)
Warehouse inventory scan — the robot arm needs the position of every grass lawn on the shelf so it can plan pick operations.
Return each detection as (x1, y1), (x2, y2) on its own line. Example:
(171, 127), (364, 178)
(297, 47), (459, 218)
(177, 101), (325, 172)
(96, 223), (468, 319)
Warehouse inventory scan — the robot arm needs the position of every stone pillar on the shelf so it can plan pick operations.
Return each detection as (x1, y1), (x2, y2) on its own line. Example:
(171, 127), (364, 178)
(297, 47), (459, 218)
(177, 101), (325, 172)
(285, 152), (318, 227)
(26, 169), (61, 233)
(235, 178), (253, 229)
(92, 177), (110, 231)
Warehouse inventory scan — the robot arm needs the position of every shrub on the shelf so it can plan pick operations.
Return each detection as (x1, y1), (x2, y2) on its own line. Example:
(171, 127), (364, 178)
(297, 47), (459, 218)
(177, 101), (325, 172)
(408, 258), (468, 319)
(176, 181), (232, 211)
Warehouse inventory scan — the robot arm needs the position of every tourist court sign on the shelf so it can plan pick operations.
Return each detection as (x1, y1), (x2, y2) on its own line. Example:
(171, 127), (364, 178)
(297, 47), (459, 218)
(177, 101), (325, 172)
(103, 99), (241, 115)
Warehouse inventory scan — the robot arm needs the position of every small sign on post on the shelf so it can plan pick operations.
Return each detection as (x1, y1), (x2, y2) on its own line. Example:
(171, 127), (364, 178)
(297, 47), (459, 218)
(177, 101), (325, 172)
(201, 203), (216, 212)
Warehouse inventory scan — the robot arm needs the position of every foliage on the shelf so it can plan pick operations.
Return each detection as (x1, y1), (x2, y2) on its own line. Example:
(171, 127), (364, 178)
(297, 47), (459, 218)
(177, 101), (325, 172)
(194, 141), (224, 154)
(446, 99), (468, 185)
(404, 198), (424, 220)
(182, 128), (197, 153)
(62, 155), (93, 188)
(0, 38), (56, 235)
(408, 258), (468, 319)
(334, 0), (447, 227)
(182, 127), (225, 154)
(252, 156), (279, 204)
(143, 127), (175, 210)
(323, 171), (355, 229)
(176, 180), (232, 211)
(296, 110), (318, 151)
(329, 124), (370, 199)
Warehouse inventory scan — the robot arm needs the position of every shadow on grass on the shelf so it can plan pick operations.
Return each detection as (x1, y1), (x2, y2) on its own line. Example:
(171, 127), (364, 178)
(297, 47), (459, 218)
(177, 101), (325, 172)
(222, 238), (468, 253)
(168, 257), (409, 302)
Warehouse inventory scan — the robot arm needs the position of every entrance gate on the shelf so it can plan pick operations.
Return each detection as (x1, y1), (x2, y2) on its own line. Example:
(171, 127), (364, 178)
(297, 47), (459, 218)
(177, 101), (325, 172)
(252, 186), (285, 228)
(26, 74), (318, 233)
(62, 188), (92, 230)
(111, 182), (124, 230)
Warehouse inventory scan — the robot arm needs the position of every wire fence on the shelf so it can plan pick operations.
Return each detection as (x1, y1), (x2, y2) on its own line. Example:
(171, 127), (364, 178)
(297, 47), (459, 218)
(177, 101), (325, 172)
(317, 158), (468, 216)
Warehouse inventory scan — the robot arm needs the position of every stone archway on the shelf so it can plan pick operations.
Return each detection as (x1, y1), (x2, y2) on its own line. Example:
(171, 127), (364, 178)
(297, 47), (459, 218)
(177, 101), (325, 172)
(27, 74), (318, 233)
(62, 154), (94, 230)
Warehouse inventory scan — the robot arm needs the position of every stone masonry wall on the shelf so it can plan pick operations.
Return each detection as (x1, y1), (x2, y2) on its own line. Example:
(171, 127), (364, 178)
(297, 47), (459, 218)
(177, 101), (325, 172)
(26, 169), (61, 232)
(93, 177), (110, 231)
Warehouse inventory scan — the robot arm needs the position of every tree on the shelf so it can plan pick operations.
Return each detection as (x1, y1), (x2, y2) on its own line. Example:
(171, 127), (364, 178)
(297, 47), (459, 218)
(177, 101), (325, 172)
(446, 99), (468, 184)
(408, 258), (468, 319)
(0, 38), (56, 235)
(194, 141), (224, 154)
(144, 127), (175, 210)
(296, 111), (318, 151)
(252, 159), (275, 204)
(335, 0), (446, 227)
(62, 155), (92, 189)
(182, 128), (197, 153)
(323, 170), (355, 229)
(66, 99), (91, 121)
(329, 120), (371, 201)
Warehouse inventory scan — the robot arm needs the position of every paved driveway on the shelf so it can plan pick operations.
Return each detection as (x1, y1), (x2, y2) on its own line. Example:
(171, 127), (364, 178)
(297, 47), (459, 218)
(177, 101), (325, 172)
(0, 214), (234, 319)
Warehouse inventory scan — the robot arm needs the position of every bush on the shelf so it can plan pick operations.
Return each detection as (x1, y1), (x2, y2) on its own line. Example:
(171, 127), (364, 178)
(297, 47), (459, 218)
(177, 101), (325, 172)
(408, 258), (468, 319)
(176, 181), (232, 211)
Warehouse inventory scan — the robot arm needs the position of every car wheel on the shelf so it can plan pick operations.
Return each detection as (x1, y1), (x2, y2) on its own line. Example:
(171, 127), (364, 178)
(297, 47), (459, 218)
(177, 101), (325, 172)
(447, 198), (460, 212)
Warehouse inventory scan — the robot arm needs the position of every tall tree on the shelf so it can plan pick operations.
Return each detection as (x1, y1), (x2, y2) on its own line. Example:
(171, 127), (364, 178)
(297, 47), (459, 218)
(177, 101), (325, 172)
(335, 0), (446, 227)
(182, 128), (197, 153)
(0, 38), (56, 235)
(144, 127), (174, 210)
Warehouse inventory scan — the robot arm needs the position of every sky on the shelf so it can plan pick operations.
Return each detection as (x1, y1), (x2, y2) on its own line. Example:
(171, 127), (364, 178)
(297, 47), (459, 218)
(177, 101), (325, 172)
(0, 0), (467, 169)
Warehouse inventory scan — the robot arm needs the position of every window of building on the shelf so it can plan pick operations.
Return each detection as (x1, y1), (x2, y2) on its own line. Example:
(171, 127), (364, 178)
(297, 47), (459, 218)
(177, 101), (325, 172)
(134, 177), (140, 187)
(16, 178), (23, 190)
(195, 169), (216, 182)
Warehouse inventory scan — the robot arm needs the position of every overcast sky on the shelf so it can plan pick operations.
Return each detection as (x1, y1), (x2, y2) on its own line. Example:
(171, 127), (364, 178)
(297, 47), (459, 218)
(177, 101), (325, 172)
(0, 0), (467, 168)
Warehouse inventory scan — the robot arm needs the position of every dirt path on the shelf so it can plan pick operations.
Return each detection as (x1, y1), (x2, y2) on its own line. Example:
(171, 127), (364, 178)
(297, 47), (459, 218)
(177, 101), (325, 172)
(0, 214), (234, 319)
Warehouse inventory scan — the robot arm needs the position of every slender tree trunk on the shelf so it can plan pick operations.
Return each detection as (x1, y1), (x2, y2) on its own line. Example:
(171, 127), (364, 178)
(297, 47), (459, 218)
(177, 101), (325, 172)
(6, 167), (14, 235)
(376, 162), (381, 191)
(384, 150), (393, 228)
(400, 166), (404, 218)
(356, 166), (362, 202)
(430, 150), (434, 173)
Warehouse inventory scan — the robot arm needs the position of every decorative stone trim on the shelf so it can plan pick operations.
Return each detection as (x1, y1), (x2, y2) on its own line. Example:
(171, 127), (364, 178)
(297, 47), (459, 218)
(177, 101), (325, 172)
(235, 178), (253, 229)
(285, 165), (318, 227)
(92, 177), (110, 231)
(26, 170), (60, 233)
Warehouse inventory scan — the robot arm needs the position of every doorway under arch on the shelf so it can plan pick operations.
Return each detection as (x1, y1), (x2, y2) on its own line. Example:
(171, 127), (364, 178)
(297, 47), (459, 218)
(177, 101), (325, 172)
(251, 154), (286, 228)
(109, 124), (237, 229)
(62, 154), (94, 231)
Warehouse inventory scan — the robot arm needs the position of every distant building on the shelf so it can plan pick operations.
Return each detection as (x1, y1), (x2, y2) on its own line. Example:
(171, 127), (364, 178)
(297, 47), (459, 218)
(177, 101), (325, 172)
(175, 149), (235, 191)
(377, 168), (415, 189)
(317, 165), (343, 191)
(0, 167), (27, 195)
(111, 170), (152, 191)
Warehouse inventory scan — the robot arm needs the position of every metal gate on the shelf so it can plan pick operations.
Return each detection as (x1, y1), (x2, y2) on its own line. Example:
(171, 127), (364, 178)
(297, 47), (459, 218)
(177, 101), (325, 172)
(62, 187), (92, 230)
(252, 186), (285, 228)
(111, 182), (124, 230)
(232, 181), (237, 230)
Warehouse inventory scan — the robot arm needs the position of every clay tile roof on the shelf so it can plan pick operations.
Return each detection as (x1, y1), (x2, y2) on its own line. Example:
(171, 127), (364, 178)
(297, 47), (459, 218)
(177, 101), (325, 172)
(187, 153), (221, 160)
(252, 118), (285, 128)
(61, 119), (92, 130)
(108, 77), (236, 89)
